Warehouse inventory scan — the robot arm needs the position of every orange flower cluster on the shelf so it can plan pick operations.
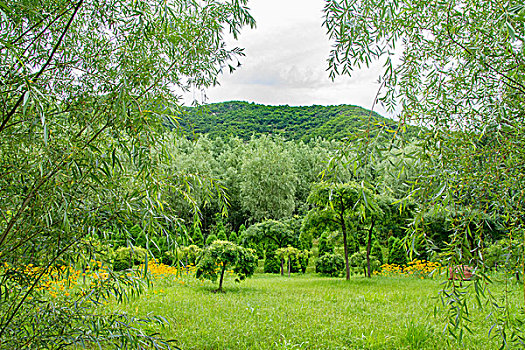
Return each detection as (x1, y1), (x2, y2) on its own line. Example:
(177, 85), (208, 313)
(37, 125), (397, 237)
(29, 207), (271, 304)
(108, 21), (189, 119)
(375, 259), (442, 279)
(139, 261), (192, 278)
(4, 260), (116, 299)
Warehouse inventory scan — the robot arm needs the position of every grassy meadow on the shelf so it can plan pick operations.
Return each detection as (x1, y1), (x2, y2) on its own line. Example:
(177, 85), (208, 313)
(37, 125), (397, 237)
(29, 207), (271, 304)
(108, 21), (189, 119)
(109, 271), (521, 350)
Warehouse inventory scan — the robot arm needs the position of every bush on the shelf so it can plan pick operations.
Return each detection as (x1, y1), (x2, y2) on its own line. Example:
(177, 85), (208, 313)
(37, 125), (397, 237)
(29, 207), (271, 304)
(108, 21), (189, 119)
(129, 224), (146, 247)
(113, 246), (149, 271)
(205, 234), (218, 246)
(349, 251), (381, 274)
(161, 250), (175, 266)
(371, 240), (384, 265)
(316, 253), (344, 276)
(192, 226), (204, 247)
(484, 238), (522, 273)
(318, 232), (334, 256)
(388, 238), (407, 265)
(264, 251), (281, 273)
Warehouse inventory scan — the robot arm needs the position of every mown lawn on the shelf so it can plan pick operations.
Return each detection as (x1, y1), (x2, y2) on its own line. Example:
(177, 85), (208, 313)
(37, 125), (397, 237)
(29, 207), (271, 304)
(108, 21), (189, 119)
(112, 273), (520, 349)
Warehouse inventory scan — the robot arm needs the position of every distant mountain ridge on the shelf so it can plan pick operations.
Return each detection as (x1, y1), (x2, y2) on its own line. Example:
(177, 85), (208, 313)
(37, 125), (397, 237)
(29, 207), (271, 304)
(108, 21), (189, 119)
(174, 101), (413, 141)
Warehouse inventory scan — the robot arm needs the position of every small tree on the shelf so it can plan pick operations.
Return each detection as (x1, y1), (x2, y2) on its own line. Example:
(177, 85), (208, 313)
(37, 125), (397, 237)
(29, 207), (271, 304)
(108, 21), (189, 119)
(181, 245), (202, 267)
(388, 238), (408, 266)
(196, 240), (257, 292)
(205, 234), (218, 246)
(244, 219), (297, 273)
(275, 246), (303, 277)
(308, 182), (378, 280)
(229, 231), (238, 244)
(192, 225), (205, 247)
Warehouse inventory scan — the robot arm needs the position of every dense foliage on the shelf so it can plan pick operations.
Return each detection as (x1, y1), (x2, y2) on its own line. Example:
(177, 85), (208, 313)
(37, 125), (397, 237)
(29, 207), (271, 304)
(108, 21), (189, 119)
(315, 253), (344, 277)
(324, 0), (525, 344)
(0, 0), (254, 348)
(174, 101), (418, 141)
(196, 240), (257, 292)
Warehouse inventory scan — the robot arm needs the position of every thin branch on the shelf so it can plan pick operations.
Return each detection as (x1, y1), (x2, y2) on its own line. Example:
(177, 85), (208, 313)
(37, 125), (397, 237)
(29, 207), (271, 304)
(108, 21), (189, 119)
(0, 0), (83, 134)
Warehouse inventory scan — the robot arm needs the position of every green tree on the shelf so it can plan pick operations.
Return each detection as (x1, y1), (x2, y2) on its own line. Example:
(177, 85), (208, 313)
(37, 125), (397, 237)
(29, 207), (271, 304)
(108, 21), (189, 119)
(240, 136), (298, 220)
(215, 216), (228, 241)
(181, 245), (202, 267)
(349, 251), (381, 276)
(308, 182), (377, 280)
(229, 231), (238, 244)
(0, 1), (254, 347)
(388, 238), (408, 266)
(316, 253), (345, 277)
(244, 219), (298, 275)
(371, 240), (384, 265)
(205, 234), (218, 247)
(192, 225), (205, 248)
(196, 240), (257, 292)
(324, 0), (525, 342)
(275, 246), (304, 277)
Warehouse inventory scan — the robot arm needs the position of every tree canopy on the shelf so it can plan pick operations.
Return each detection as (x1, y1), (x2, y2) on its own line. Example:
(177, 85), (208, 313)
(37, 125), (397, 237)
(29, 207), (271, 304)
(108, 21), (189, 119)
(324, 0), (525, 344)
(0, 0), (254, 347)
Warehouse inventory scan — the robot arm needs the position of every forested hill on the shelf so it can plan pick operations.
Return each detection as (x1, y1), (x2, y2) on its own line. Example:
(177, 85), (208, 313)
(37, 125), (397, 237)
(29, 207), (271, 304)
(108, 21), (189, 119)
(173, 101), (415, 141)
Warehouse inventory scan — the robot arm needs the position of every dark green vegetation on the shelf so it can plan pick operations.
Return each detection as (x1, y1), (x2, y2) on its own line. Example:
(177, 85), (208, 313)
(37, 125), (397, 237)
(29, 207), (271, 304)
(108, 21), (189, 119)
(175, 101), (418, 141)
(196, 240), (257, 292)
(118, 274), (519, 350)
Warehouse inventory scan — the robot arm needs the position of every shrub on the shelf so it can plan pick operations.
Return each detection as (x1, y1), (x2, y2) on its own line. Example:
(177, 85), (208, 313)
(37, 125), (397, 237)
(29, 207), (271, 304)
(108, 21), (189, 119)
(316, 253), (344, 276)
(196, 240), (257, 292)
(129, 224), (146, 247)
(388, 238), (407, 266)
(264, 251), (281, 273)
(192, 226), (204, 247)
(229, 231), (238, 244)
(161, 250), (175, 266)
(217, 229), (228, 241)
(113, 246), (149, 271)
(205, 234), (218, 246)
(349, 251), (381, 274)
(318, 232), (334, 256)
(371, 240), (384, 265)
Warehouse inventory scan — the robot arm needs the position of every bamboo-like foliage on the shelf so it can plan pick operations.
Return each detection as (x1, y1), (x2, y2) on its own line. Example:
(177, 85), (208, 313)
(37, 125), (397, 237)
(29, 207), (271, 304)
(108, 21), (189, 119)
(0, 0), (254, 348)
(324, 0), (525, 345)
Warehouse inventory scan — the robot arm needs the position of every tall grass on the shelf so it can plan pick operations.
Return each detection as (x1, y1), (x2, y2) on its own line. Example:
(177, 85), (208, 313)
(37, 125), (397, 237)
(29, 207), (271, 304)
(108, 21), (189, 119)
(112, 273), (518, 349)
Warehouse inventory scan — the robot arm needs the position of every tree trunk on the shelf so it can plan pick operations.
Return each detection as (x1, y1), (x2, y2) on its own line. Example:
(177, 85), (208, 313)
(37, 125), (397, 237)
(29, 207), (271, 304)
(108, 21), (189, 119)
(217, 264), (226, 292)
(366, 219), (375, 278)
(288, 257), (291, 277)
(340, 208), (350, 280)
(280, 257), (284, 276)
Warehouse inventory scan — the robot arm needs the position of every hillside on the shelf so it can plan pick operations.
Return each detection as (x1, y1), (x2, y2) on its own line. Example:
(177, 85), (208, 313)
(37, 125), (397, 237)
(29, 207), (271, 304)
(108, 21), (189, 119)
(171, 101), (415, 141)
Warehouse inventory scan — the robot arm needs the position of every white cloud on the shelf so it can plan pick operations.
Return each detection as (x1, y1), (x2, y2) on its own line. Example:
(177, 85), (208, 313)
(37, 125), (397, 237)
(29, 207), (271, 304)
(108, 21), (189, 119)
(182, 0), (393, 116)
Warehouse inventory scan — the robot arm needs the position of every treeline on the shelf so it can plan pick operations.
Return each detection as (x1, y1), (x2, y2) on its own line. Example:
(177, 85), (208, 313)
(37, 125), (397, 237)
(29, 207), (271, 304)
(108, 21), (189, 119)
(169, 101), (419, 142)
(98, 131), (508, 278)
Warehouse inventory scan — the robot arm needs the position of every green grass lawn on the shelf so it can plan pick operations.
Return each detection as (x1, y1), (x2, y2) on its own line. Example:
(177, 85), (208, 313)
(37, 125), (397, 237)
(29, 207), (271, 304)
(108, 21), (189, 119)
(112, 273), (521, 349)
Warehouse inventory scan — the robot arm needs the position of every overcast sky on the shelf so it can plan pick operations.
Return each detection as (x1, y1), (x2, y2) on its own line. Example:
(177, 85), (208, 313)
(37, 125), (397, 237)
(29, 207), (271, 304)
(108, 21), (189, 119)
(183, 0), (388, 115)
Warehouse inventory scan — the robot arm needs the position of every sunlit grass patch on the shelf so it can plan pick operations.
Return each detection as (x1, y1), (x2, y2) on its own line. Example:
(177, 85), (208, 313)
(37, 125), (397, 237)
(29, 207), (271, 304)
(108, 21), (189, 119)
(116, 273), (515, 349)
